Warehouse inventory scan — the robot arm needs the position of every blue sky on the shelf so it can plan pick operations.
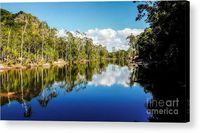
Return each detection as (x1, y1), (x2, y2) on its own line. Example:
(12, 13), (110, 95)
(1, 2), (148, 52)
(1, 2), (148, 32)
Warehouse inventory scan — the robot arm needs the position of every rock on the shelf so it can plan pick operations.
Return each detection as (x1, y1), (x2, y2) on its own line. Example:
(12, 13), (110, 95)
(0, 64), (5, 70)
(53, 59), (66, 67)
(43, 63), (51, 68)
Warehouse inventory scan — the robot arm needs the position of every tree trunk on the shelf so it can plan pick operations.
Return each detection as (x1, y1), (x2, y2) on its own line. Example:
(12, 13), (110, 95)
(6, 29), (11, 62)
(21, 20), (28, 65)
(42, 34), (44, 62)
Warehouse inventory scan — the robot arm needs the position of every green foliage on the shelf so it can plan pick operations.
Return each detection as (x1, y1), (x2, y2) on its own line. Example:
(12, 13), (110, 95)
(135, 1), (189, 66)
(0, 9), (135, 66)
(0, 9), (119, 66)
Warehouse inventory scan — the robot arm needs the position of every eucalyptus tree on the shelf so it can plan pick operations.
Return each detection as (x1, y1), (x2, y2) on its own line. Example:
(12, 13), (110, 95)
(85, 37), (93, 61)
(0, 9), (112, 66)
(20, 17), (28, 65)
(126, 34), (138, 56)
(39, 21), (49, 62)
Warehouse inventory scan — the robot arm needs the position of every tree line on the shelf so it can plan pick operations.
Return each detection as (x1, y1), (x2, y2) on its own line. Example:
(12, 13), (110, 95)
(0, 9), (135, 67)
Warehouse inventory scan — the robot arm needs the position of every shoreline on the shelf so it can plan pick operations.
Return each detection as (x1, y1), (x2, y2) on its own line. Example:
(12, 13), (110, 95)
(0, 58), (133, 72)
(0, 58), (113, 71)
(0, 59), (68, 71)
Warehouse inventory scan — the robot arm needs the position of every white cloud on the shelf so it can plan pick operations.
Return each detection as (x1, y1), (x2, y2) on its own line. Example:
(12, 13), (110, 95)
(57, 28), (144, 52)
(88, 64), (131, 87)
(56, 29), (66, 37)
(86, 28), (144, 52)
(57, 29), (86, 38)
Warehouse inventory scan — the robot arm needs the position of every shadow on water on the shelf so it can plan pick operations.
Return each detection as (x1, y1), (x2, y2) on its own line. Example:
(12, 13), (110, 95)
(134, 63), (189, 122)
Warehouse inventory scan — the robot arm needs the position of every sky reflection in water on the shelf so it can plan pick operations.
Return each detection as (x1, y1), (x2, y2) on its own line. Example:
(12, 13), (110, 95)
(1, 64), (153, 121)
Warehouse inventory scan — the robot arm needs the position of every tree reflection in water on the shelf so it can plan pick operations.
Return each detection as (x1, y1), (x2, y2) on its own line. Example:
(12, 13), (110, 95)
(0, 60), (153, 120)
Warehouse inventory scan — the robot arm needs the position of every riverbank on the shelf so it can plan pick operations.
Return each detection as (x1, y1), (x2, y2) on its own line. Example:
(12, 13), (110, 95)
(0, 59), (68, 71)
(0, 58), (110, 71)
(0, 58), (133, 72)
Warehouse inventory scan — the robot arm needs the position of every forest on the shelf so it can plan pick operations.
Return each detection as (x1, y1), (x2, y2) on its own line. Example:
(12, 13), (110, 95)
(0, 8), (134, 68)
(0, 1), (189, 73)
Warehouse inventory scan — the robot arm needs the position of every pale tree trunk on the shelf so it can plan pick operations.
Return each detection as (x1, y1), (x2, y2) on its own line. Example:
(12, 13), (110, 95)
(6, 29), (11, 62)
(42, 34), (44, 61)
(21, 20), (28, 65)
(41, 24), (47, 63)
(7, 29), (11, 47)
(53, 38), (56, 61)
(65, 42), (68, 61)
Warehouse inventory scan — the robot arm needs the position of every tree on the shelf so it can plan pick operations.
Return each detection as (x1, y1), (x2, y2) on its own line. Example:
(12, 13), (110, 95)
(20, 17), (28, 65)
(135, 1), (189, 66)
(127, 34), (138, 57)
(85, 38), (93, 61)
(0, 8), (113, 66)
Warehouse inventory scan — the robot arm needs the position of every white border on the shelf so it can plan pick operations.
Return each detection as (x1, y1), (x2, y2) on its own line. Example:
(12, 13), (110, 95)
(0, 0), (147, 3)
(1, 0), (200, 133)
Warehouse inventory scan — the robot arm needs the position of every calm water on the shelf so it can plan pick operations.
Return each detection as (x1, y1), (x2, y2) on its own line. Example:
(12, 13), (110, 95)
(0, 62), (153, 121)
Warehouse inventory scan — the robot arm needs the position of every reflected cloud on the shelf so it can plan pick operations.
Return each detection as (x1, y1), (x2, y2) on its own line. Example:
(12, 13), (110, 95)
(88, 64), (131, 87)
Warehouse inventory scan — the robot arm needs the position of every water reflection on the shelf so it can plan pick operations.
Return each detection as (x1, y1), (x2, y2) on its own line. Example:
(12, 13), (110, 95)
(0, 62), (153, 121)
(88, 65), (131, 87)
